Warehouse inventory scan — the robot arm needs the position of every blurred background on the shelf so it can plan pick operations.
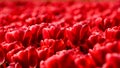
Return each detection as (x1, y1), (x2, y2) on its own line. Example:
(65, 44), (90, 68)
(0, 0), (116, 2)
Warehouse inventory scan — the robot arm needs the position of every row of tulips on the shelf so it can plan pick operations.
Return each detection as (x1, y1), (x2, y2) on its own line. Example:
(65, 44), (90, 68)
(0, 1), (120, 68)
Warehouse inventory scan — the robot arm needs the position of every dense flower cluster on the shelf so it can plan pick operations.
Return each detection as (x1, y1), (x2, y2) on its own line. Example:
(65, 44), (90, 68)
(0, 1), (120, 68)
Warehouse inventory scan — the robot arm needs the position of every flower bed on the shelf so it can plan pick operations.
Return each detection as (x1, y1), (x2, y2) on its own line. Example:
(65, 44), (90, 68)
(0, 1), (120, 68)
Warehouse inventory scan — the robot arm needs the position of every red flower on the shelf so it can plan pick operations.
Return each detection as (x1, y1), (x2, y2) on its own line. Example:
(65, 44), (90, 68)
(1, 41), (23, 53)
(5, 31), (15, 43)
(40, 49), (80, 68)
(103, 53), (120, 68)
(11, 46), (38, 68)
(105, 26), (120, 40)
(7, 47), (23, 63)
(26, 46), (38, 68)
(42, 26), (64, 39)
(7, 62), (22, 68)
